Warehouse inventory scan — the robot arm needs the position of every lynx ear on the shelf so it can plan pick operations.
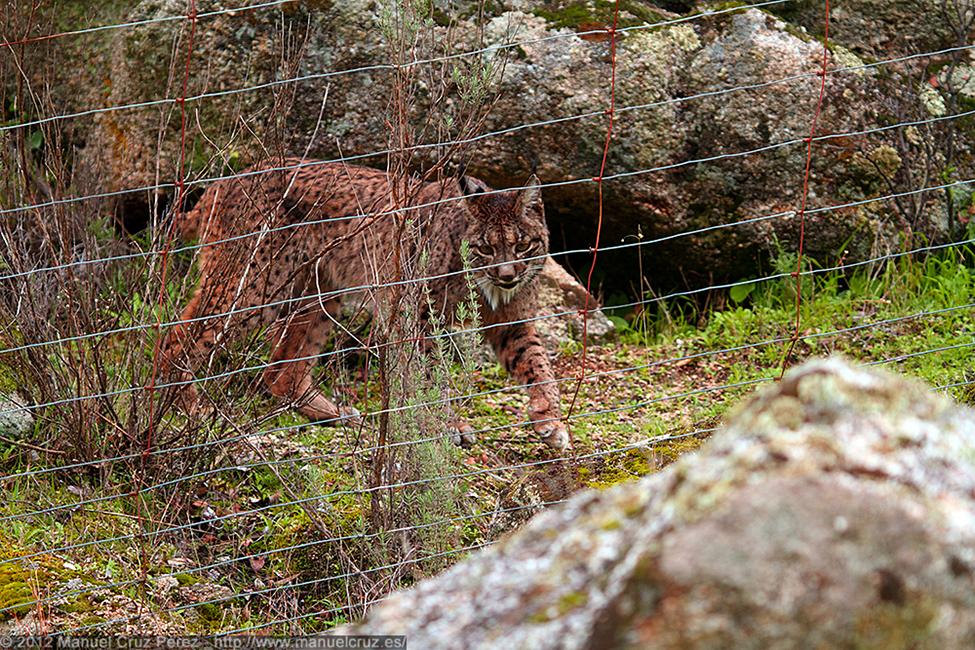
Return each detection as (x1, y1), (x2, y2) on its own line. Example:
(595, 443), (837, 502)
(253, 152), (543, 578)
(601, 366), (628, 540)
(459, 175), (489, 199)
(519, 174), (543, 213)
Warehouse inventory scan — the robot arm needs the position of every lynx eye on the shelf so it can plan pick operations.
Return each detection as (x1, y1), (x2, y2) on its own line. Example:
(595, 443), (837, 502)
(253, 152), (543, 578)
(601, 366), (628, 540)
(474, 244), (495, 257)
(513, 241), (534, 256)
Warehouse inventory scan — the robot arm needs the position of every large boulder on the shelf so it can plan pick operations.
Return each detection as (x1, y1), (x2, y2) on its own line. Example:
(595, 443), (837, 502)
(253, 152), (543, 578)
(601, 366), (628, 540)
(771, 0), (974, 59)
(341, 357), (975, 648)
(26, 2), (975, 283)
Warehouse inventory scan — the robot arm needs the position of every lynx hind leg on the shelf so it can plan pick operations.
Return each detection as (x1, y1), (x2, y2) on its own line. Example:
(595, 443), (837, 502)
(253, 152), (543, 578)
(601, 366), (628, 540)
(263, 301), (361, 426)
(160, 289), (218, 415)
(163, 258), (281, 415)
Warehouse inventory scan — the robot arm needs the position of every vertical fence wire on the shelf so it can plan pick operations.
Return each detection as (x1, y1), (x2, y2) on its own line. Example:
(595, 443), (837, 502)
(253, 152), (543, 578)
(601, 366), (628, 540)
(780, 0), (831, 375)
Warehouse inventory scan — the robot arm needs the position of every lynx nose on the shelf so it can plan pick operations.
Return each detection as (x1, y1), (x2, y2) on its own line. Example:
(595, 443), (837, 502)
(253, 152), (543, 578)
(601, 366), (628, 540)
(497, 264), (518, 283)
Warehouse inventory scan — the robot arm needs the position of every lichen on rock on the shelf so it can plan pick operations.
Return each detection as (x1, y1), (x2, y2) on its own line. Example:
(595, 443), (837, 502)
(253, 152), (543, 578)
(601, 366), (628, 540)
(341, 357), (975, 648)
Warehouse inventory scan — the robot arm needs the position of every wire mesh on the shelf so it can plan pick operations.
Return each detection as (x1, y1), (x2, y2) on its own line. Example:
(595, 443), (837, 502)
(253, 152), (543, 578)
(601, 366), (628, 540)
(0, 0), (972, 637)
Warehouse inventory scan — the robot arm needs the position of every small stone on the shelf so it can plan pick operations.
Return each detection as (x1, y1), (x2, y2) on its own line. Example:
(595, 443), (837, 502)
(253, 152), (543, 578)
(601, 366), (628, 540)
(0, 394), (34, 440)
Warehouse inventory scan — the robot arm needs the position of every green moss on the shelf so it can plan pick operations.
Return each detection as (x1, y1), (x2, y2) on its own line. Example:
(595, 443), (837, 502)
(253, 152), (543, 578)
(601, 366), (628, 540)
(197, 602), (223, 622)
(265, 512), (315, 555)
(534, 4), (598, 29)
(650, 436), (707, 465)
(174, 573), (200, 587)
(528, 609), (554, 624)
(60, 595), (95, 614)
(430, 7), (454, 26)
(623, 450), (651, 474)
(527, 591), (589, 624)
(557, 591), (588, 614)
(0, 365), (17, 393)
(533, 1), (664, 31)
(707, 0), (748, 8)
(581, 449), (653, 489)
(0, 563), (41, 620)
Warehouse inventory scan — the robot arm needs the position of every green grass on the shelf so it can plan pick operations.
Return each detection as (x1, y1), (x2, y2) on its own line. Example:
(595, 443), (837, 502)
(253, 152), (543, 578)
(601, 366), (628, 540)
(613, 246), (975, 398)
(0, 242), (973, 633)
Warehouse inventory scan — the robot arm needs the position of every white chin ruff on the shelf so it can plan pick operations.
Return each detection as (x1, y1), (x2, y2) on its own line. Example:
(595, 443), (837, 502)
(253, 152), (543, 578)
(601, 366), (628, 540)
(478, 282), (519, 311)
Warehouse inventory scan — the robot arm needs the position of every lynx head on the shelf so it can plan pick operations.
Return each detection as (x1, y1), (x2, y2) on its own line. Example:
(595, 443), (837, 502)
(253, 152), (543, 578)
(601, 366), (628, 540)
(459, 174), (549, 311)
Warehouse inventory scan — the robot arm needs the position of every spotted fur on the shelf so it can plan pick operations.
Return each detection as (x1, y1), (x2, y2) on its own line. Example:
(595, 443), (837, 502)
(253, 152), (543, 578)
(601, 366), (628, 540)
(160, 159), (569, 450)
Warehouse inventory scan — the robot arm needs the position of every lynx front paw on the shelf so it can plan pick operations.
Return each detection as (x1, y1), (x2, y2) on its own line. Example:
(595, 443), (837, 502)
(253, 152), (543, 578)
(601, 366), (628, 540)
(533, 419), (571, 451)
(297, 392), (362, 427)
(448, 420), (476, 448)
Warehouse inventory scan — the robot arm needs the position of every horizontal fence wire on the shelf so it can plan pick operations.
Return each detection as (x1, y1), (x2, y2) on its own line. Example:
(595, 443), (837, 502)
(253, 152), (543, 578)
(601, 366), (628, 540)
(3, 301), (970, 624)
(0, 384), (771, 570)
(2, 104), (972, 367)
(0, 0), (790, 137)
(3, 295), (970, 538)
(33, 342), (975, 632)
(3, 321), (969, 581)
(10, 305), (975, 629)
(2, 221), (973, 420)
(0, 256), (971, 505)
(2, 0), (973, 636)
(0, 431), (714, 618)
(2, 289), (966, 485)
(67, 541), (497, 638)
(218, 596), (390, 636)
(935, 379), (975, 392)
(0, 40), (971, 288)
(12, 319), (974, 624)
(2, 43), (971, 223)
(26, 494), (576, 625)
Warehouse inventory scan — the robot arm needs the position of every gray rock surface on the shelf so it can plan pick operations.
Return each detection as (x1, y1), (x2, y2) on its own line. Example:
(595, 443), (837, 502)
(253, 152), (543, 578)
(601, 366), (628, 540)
(772, 0), (971, 59)
(63, 1), (970, 284)
(342, 357), (975, 648)
(0, 394), (33, 439)
(535, 257), (615, 344)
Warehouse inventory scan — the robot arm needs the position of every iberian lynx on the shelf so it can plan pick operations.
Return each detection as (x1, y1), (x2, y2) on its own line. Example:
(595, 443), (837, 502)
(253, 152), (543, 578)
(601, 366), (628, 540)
(160, 160), (569, 450)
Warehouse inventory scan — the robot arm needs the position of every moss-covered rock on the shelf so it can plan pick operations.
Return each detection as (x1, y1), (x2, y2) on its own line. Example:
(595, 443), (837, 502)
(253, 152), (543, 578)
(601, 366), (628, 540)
(343, 357), (975, 648)
(0, 575), (35, 620)
(0, 562), (46, 621)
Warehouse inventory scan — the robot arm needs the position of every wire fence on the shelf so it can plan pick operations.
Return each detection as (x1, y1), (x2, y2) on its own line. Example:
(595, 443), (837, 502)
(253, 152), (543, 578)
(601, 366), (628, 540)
(1, 0), (973, 637)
